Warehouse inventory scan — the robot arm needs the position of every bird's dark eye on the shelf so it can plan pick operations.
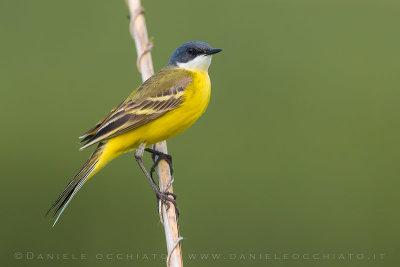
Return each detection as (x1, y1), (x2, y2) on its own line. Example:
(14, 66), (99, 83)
(188, 48), (195, 55)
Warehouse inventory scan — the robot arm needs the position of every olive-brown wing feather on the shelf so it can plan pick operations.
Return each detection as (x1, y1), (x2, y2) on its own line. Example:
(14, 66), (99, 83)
(79, 74), (190, 149)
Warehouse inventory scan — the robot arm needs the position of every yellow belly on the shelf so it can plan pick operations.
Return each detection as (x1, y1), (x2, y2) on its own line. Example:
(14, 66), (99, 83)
(103, 70), (211, 159)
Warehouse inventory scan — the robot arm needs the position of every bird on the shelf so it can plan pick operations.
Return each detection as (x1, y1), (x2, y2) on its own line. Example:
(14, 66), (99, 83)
(47, 41), (222, 226)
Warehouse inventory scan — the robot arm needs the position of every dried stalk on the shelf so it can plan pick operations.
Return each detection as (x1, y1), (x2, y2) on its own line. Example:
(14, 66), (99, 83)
(125, 1), (183, 266)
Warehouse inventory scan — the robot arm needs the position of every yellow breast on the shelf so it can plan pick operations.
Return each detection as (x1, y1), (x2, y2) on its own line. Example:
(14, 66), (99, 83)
(146, 69), (211, 143)
(179, 70), (211, 125)
(105, 70), (211, 154)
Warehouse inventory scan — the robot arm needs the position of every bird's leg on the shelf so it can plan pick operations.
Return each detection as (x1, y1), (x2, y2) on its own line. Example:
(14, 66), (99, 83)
(135, 144), (158, 192)
(144, 147), (178, 215)
(135, 143), (178, 214)
(145, 148), (174, 179)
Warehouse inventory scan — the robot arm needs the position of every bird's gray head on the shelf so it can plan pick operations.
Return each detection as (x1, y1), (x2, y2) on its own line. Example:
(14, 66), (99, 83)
(168, 41), (222, 72)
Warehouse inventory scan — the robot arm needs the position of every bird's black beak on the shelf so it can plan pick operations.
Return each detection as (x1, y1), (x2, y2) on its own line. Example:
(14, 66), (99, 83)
(205, 48), (222, 55)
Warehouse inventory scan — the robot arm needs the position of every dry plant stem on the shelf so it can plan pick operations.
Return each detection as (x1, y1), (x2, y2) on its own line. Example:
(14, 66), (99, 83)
(125, 0), (183, 266)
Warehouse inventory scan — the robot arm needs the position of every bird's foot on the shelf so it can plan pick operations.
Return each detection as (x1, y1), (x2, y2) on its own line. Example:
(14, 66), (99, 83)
(155, 189), (180, 217)
(144, 148), (178, 217)
(145, 148), (173, 178)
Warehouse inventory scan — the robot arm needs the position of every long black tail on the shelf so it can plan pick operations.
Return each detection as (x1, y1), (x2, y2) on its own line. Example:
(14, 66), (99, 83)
(46, 143), (105, 226)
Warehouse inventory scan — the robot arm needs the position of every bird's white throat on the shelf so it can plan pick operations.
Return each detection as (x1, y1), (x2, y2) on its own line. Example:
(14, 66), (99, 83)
(177, 55), (212, 72)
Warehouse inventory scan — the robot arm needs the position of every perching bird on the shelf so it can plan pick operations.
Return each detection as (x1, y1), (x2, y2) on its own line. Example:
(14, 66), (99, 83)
(47, 41), (222, 226)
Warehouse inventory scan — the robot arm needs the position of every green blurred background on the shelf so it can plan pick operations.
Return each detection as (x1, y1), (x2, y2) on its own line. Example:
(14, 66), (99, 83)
(1, 0), (399, 266)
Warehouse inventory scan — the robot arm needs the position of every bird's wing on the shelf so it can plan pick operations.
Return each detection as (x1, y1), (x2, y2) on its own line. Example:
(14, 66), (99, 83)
(79, 67), (192, 149)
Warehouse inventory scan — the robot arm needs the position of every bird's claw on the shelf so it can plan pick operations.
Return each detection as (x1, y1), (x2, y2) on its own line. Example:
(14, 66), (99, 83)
(156, 190), (179, 216)
(145, 148), (173, 177)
